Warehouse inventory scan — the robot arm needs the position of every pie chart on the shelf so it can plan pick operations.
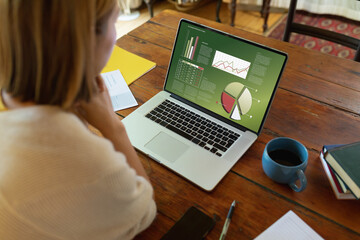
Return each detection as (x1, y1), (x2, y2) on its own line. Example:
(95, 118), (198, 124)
(221, 82), (252, 120)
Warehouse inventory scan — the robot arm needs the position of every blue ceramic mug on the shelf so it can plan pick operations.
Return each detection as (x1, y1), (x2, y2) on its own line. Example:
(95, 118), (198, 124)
(262, 137), (308, 192)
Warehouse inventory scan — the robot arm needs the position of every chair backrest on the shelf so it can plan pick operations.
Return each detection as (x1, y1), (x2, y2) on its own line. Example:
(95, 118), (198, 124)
(283, 0), (360, 62)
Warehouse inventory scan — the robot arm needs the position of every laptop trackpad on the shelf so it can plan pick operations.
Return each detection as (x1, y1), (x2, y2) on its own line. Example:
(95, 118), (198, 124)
(145, 132), (189, 162)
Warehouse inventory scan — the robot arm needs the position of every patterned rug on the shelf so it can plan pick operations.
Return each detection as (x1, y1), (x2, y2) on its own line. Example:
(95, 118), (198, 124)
(266, 11), (360, 60)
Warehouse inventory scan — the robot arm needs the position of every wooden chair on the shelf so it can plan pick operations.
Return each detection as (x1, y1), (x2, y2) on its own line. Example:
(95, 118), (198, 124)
(144, 0), (156, 17)
(283, 0), (360, 62)
(216, 0), (272, 32)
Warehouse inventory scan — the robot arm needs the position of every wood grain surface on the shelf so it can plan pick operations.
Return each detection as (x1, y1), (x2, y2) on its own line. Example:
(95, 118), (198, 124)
(115, 10), (360, 240)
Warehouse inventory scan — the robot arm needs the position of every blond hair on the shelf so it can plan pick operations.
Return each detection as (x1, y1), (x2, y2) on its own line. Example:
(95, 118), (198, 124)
(0, 0), (117, 109)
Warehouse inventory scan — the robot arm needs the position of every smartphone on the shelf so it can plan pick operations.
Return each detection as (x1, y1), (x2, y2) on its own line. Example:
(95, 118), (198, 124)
(160, 206), (216, 240)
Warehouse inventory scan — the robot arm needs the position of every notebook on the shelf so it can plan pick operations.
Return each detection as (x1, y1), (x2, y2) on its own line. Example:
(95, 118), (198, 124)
(122, 19), (287, 191)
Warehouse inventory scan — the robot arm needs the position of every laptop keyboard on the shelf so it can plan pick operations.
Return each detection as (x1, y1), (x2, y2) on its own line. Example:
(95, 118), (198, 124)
(145, 100), (240, 157)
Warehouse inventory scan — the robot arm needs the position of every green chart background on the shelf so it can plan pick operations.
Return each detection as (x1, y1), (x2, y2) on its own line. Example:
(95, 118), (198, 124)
(165, 21), (287, 133)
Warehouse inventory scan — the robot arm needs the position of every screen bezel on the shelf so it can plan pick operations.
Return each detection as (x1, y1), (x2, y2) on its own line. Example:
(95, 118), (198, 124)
(163, 18), (288, 135)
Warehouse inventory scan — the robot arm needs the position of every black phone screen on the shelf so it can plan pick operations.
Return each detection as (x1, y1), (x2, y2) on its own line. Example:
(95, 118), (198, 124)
(160, 206), (216, 240)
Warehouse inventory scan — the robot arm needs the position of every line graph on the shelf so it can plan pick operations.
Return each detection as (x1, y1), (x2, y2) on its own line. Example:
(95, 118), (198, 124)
(212, 50), (251, 79)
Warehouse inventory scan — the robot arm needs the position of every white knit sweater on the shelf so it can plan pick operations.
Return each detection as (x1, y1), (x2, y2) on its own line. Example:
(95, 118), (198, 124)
(0, 106), (156, 240)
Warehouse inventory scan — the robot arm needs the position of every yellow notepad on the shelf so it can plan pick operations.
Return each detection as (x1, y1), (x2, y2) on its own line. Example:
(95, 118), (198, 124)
(101, 46), (156, 85)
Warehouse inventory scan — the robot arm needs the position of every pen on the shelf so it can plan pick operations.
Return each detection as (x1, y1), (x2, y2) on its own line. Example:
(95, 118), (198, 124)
(219, 200), (236, 240)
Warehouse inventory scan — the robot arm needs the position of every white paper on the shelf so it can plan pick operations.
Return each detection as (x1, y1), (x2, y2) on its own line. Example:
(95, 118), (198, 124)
(254, 211), (324, 240)
(101, 70), (137, 111)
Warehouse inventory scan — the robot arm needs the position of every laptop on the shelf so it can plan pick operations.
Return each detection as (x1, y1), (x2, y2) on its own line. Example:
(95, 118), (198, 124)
(122, 19), (287, 191)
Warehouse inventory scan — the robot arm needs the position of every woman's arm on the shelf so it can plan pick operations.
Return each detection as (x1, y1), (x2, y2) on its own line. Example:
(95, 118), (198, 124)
(76, 76), (150, 183)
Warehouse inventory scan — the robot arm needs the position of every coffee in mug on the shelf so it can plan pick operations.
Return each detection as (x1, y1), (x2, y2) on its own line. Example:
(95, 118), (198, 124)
(268, 149), (302, 166)
(262, 137), (308, 192)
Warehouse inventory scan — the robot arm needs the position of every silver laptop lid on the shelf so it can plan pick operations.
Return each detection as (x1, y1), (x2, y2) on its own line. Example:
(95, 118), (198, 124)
(163, 19), (287, 135)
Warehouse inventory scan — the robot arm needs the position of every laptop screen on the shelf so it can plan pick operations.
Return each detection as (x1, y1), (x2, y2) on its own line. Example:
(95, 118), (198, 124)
(164, 19), (287, 134)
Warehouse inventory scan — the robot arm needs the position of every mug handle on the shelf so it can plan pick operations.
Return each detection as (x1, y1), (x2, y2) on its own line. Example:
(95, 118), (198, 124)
(289, 169), (307, 192)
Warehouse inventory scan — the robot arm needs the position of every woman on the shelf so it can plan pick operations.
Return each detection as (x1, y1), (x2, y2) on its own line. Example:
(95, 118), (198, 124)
(0, 1), (156, 239)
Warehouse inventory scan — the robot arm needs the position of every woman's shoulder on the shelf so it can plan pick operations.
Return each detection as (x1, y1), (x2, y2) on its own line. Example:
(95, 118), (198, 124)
(0, 105), (100, 142)
(0, 105), (130, 193)
(0, 105), (156, 239)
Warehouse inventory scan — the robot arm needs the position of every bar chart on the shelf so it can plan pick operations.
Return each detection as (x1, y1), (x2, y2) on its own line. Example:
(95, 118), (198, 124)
(184, 36), (199, 60)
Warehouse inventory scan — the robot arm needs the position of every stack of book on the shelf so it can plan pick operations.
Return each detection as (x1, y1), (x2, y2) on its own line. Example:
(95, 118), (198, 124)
(320, 142), (360, 200)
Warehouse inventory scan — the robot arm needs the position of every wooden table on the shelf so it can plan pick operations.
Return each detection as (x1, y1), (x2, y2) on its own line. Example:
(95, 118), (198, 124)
(116, 10), (360, 240)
